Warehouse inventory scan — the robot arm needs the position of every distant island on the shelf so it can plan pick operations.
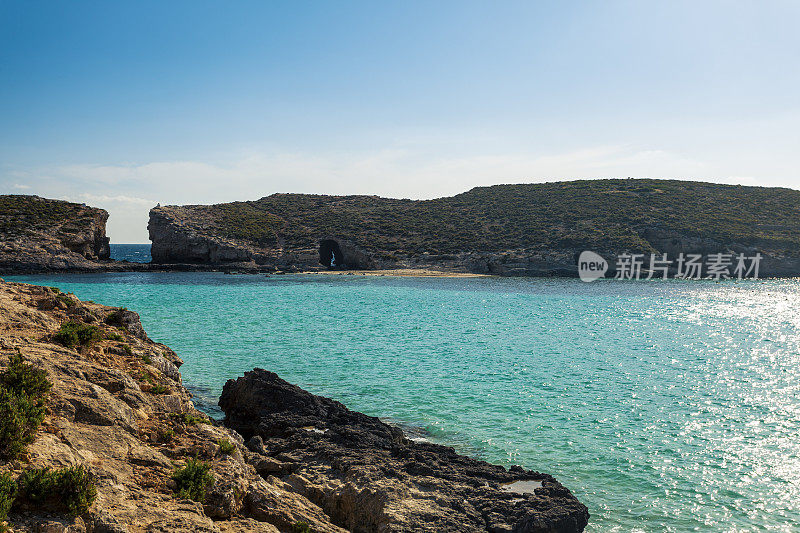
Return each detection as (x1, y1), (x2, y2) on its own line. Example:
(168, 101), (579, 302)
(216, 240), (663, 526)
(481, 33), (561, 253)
(148, 179), (800, 277)
(3, 179), (800, 276)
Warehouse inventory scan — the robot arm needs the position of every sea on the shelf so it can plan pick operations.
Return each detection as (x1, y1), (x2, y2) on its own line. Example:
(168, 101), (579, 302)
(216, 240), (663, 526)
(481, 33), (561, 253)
(7, 244), (800, 531)
(109, 243), (152, 263)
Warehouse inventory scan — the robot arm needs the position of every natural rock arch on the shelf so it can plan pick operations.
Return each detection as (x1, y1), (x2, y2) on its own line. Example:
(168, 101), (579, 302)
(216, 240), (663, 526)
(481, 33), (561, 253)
(319, 239), (344, 269)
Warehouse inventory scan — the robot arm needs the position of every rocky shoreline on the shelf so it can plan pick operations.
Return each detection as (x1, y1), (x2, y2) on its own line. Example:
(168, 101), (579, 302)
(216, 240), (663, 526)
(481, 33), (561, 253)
(221, 369), (589, 532)
(0, 280), (589, 532)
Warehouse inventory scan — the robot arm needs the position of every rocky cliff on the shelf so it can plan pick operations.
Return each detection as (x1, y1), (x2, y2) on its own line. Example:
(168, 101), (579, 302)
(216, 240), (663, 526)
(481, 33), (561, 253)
(147, 180), (800, 277)
(0, 196), (111, 274)
(0, 281), (589, 532)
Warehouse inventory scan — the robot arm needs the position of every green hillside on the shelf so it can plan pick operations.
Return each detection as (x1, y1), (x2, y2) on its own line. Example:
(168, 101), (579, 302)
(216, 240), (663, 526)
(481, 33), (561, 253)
(197, 179), (800, 256)
(0, 196), (103, 237)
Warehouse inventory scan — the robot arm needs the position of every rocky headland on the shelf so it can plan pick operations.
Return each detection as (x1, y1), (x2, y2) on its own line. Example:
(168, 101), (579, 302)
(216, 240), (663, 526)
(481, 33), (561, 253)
(0, 280), (588, 532)
(0, 196), (111, 274)
(0, 196), (254, 275)
(220, 369), (589, 532)
(147, 180), (800, 277)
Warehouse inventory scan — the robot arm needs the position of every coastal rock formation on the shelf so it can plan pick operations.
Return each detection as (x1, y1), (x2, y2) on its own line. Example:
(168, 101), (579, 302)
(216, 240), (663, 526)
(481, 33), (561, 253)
(0, 281), (588, 531)
(0, 195), (258, 275)
(0, 281), (357, 532)
(0, 196), (111, 274)
(147, 180), (800, 277)
(219, 369), (590, 532)
(148, 207), (256, 265)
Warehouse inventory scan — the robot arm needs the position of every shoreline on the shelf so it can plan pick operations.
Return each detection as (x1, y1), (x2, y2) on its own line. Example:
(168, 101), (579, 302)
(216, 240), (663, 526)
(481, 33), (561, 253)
(295, 267), (491, 278)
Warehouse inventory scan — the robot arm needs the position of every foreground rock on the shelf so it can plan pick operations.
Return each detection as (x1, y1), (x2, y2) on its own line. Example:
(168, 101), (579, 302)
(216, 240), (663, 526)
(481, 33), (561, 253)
(220, 369), (590, 532)
(0, 281), (350, 532)
(0, 281), (588, 531)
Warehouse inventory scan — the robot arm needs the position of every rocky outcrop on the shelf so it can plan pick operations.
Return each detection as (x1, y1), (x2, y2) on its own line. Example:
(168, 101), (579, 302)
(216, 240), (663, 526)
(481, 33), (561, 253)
(0, 282), (356, 532)
(0, 196), (111, 274)
(220, 369), (589, 532)
(148, 207), (256, 265)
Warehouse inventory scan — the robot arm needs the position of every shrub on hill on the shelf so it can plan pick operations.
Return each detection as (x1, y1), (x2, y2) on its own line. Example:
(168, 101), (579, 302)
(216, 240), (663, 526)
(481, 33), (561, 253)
(16, 465), (96, 516)
(53, 321), (101, 349)
(172, 458), (213, 501)
(0, 352), (52, 459)
(0, 472), (16, 523)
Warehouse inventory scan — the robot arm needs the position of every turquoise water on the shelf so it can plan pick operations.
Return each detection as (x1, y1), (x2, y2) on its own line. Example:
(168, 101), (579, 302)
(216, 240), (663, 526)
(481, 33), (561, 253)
(7, 272), (800, 532)
(109, 243), (151, 263)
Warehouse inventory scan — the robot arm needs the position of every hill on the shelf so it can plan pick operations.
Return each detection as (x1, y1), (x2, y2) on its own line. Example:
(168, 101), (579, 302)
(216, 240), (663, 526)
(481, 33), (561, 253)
(148, 179), (800, 276)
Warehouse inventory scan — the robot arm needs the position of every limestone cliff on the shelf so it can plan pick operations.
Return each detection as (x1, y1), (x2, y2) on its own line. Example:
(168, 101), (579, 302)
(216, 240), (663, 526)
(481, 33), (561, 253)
(147, 180), (800, 277)
(0, 196), (111, 274)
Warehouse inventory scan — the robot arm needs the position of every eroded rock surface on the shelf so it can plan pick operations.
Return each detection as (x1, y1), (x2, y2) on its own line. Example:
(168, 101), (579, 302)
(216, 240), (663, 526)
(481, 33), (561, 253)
(0, 196), (111, 273)
(0, 281), (349, 532)
(220, 369), (590, 532)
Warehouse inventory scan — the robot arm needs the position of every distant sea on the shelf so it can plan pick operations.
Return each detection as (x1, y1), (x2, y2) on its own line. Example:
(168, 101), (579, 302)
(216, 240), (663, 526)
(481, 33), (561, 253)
(7, 271), (800, 531)
(110, 243), (151, 263)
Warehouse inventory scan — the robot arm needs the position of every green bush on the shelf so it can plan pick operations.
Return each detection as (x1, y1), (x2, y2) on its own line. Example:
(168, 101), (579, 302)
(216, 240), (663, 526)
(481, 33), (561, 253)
(16, 468), (53, 505)
(172, 459), (213, 502)
(53, 322), (101, 349)
(0, 472), (16, 523)
(0, 353), (52, 459)
(158, 428), (174, 443)
(54, 293), (76, 308)
(1, 352), (51, 398)
(105, 332), (125, 342)
(217, 439), (235, 455)
(104, 308), (127, 327)
(17, 465), (96, 516)
(292, 521), (313, 533)
(149, 384), (168, 395)
(170, 412), (207, 426)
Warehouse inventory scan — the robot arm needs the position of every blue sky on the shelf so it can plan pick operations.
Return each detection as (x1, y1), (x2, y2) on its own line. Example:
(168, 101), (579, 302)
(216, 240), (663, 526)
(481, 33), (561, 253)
(1, 0), (799, 242)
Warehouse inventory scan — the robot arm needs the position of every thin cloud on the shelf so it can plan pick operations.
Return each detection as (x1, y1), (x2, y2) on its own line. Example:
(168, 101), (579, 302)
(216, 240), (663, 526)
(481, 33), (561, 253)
(3, 143), (794, 242)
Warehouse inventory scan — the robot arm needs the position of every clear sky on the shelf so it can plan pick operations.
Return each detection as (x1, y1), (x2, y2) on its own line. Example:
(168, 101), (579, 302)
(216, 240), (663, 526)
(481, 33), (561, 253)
(1, 1), (799, 242)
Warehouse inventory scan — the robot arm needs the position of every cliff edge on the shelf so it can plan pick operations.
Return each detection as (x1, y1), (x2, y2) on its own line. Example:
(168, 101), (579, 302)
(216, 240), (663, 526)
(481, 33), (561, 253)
(0, 196), (111, 274)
